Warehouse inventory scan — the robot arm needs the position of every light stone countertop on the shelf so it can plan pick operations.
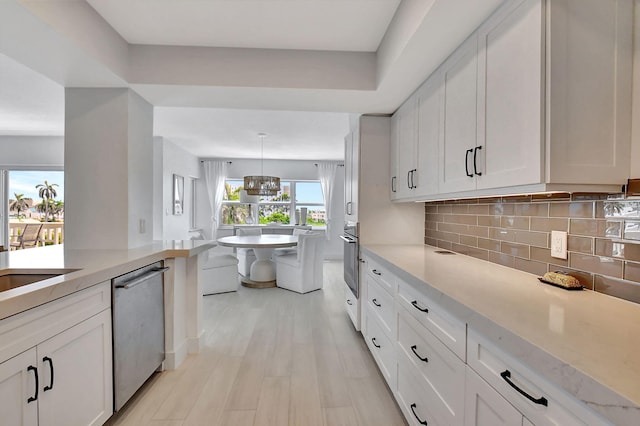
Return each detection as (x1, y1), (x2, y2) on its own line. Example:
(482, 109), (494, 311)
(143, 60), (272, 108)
(362, 244), (640, 425)
(0, 240), (216, 320)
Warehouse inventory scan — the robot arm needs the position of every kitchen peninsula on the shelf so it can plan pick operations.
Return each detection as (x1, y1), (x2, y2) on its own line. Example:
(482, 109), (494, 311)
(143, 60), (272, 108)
(0, 241), (215, 425)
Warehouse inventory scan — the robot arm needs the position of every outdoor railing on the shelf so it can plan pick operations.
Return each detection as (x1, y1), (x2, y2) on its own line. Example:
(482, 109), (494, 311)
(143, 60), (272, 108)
(9, 222), (64, 249)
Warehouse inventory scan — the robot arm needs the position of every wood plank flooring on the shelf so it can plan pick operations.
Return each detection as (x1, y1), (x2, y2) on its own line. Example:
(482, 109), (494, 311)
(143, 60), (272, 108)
(107, 262), (406, 426)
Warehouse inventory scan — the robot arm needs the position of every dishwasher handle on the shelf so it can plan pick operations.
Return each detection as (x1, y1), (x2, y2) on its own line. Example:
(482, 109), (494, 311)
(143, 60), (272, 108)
(115, 267), (170, 290)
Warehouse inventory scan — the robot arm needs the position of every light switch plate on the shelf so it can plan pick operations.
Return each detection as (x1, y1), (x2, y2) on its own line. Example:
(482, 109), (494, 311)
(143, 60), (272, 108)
(551, 230), (567, 259)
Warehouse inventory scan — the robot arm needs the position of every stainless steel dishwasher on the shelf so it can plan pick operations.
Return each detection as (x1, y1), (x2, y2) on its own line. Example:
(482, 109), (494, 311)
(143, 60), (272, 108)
(112, 262), (168, 411)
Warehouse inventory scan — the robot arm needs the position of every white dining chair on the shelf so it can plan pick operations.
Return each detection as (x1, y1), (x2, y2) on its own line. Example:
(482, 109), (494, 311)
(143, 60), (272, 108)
(274, 231), (324, 294)
(236, 227), (262, 276)
(271, 226), (309, 258)
(202, 254), (240, 295)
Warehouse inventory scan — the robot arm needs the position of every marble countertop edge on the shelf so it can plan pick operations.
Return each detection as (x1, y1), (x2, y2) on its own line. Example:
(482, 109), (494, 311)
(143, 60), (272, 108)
(0, 240), (216, 320)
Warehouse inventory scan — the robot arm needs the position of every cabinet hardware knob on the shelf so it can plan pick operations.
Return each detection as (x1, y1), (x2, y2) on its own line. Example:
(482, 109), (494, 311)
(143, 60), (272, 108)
(43, 356), (54, 391)
(371, 337), (381, 348)
(411, 345), (429, 363)
(410, 403), (428, 425)
(465, 149), (474, 177)
(27, 365), (38, 403)
(500, 370), (548, 406)
(473, 146), (483, 176)
(411, 300), (429, 313)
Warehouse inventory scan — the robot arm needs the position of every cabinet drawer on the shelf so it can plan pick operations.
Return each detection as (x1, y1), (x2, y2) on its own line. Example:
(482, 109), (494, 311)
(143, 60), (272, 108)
(366, 276), (396, 339)
(366, 258), (396, 295)
(0, 281), (111, 363)
(344, 282), (360, 331)
(398, 307), (465, 426)
(397, 359), (445, 426)
(364, 310), (396, 390)
(467, 329), (610, 426)
(397, 280), (466, 360)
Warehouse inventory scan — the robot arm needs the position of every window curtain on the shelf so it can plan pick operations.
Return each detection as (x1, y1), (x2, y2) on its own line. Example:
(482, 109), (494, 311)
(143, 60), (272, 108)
(317, 162), (338, 240)
(203, 160), (227, 239)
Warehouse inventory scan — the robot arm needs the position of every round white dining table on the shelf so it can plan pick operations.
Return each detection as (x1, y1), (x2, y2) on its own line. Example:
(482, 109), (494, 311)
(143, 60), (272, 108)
(216, 234), (298, 288)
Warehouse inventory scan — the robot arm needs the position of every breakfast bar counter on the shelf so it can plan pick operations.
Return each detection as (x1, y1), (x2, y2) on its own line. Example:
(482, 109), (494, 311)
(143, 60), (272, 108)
(362, 244), (640, 425)
(0, 240), (216, 369)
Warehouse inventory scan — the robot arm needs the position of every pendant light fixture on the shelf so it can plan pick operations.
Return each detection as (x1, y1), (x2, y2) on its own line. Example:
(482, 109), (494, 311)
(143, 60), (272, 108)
(243, 133), (281, 196)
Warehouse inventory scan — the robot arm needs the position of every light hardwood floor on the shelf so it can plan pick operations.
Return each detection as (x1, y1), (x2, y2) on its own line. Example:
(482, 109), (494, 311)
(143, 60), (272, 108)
(107, 262), (406, 426)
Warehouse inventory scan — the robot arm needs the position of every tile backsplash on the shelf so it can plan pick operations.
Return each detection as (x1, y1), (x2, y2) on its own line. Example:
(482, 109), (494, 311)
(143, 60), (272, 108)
(424, 194), (640, 304)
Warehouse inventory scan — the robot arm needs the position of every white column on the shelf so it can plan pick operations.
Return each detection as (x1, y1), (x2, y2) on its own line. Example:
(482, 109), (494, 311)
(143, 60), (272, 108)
(64, 88), (153, 250)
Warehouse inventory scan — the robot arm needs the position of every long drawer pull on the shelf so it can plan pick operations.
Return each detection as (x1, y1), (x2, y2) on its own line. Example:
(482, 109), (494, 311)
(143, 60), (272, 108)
(372, 298), (381, 307)
(27, 365), (38, 403)
(500, 370), (548, 406)
(371, 337), (381, 348)
(372, 269), (382, 276)
(410, 345), (428, 363)
(411, 300), (429, 313)
(410, 403), (428, 425)
(43, 356), (54, 391)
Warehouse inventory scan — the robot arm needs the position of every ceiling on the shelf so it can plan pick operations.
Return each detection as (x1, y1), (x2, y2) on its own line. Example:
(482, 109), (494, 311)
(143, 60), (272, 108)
(0, 0), (505, 159)
(87, 0), (401, 52)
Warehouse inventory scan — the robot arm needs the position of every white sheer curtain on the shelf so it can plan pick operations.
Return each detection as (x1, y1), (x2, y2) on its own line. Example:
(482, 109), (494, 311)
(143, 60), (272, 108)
(317, 162), (338, 240)
(203, 160), (227, 239)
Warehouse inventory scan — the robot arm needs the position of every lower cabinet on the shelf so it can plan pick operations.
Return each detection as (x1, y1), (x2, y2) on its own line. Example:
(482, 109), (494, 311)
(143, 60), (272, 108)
(0, 282), (113, 426)
(344, 282), (360, 331)
(38, 310), (112, 426)
(360, 254), (614, 426)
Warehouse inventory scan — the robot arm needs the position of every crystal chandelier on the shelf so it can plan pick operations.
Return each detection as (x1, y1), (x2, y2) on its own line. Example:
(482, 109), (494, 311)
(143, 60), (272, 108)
(243, 133), (281, 196)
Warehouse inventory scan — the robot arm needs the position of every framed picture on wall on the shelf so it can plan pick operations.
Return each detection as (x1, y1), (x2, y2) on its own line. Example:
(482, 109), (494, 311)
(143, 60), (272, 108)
(173, 174), (184, 215)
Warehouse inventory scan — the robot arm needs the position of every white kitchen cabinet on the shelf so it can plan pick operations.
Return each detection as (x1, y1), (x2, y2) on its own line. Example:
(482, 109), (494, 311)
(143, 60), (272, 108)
(393, 99), (418, 199)
(389, 113), (400, 200)
(467, 329), (610, 426)
(363, 308), (396, 390)
(415, 73), (441, 197)
(38, 309), (112, 426)
(464, 365), (523, 426)
(438, 34), (479, 194)
(392, 0), (632, 202)
(344, 126), (359, 222)
(398, 307), (465, 426)
(397, 361), (443, 426)
(344, 281), (360, 331)
(0, 348), (38, 426)
(475, 0), (543, 190)
(0, 282), (113, 426)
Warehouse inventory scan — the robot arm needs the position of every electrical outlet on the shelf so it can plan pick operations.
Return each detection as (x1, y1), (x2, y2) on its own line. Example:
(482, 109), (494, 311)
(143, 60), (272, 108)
(551, 230), (567, 259)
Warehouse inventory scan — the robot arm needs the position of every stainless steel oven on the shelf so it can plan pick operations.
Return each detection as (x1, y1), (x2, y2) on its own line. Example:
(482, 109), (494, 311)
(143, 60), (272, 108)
(341, 222), (359, 298)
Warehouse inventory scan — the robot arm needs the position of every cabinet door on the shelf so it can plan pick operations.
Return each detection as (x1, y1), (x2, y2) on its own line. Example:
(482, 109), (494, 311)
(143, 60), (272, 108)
(396, 99), (417, 199)
(416, 73), (441, 196)
(547, 0), (632, 185)
(344, 132), (353, 212)
(465, 366), (523, 426)
(390, 113), (400, 200)
(38, 310), (113, 426)
(0, 348), (38, 426)
(476, 0), (543, 190)
(438, 35), (478, 194)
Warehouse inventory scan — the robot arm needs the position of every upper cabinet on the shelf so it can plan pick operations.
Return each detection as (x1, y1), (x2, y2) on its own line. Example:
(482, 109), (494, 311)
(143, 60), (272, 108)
(345, 125), (359, 222)
(391, 0), (632, 202)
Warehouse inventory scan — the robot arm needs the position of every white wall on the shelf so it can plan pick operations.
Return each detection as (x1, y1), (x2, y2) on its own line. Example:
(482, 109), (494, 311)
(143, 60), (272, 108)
(64, 88), (153, 250)
(0, 136), (64, 169)
(196, 158), (344, 260)
(156, 137), (200, 240)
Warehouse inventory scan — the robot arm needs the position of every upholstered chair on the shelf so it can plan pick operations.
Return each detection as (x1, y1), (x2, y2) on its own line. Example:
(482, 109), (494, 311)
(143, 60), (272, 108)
(236, 227), (262, 276)
(274, 231), (324, 294)
(202, 253), (239, 295)
(271, 226), (310, 258)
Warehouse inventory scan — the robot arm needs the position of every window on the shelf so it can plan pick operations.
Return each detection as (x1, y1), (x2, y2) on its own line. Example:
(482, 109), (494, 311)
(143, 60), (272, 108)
(221, 179), (326, 227)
